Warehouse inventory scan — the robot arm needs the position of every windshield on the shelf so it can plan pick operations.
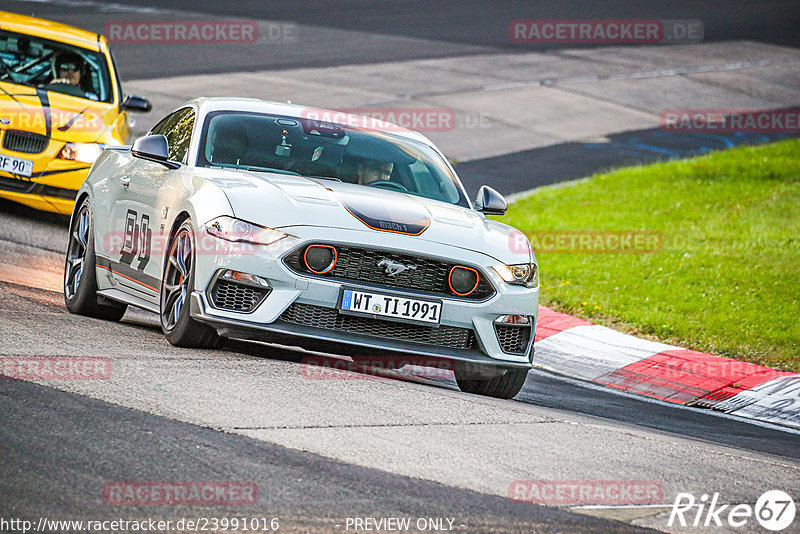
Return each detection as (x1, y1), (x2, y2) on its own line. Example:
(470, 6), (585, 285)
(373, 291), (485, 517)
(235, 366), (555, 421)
(0, 29), (113, 102)
(197, 111), (469, 207)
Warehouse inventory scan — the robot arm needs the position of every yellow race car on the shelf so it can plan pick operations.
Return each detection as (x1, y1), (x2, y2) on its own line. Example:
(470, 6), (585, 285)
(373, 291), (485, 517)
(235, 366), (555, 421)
(0, 11), (151, 214)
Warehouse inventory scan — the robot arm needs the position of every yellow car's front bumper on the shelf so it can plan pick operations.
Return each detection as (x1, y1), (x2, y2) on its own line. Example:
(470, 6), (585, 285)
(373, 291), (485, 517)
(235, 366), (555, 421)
(0, 161), (90, 214)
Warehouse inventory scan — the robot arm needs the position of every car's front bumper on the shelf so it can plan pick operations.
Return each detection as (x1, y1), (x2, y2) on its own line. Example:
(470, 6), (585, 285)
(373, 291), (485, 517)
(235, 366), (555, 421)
(189, 226), (539, 369)
(0, 162), (89, 214)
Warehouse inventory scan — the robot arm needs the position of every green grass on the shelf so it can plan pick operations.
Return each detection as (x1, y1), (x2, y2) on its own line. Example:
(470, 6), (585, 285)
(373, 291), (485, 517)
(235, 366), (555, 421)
(499, 139), (800, 372)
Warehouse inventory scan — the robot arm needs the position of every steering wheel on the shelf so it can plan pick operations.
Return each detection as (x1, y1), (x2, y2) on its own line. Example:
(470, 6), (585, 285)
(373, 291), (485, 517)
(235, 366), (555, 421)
(367, 180), (408, 192)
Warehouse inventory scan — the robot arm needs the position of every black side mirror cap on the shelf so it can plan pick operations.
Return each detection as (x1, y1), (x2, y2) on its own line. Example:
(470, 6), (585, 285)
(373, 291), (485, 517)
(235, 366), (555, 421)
(475, 185), (507, 215)
(131, 135), (180, 169)
(121, 94), (152, 113)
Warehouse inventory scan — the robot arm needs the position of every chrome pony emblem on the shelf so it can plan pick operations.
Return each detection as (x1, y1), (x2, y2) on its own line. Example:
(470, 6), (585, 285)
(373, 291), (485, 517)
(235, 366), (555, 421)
(377, 258), (417, 277)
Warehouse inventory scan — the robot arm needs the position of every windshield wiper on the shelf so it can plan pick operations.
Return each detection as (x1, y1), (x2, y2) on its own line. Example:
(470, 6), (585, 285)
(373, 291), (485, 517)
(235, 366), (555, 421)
(210, 165), (341, 182)
(242, 165), (301, 175)
(302, 174), (341, 182)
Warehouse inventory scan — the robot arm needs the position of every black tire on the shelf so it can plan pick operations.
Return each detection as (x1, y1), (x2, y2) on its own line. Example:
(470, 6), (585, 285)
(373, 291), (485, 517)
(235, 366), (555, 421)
(64, 197), (127, 321)
(160, 219), (222, 348)
(455, 366), (529, 399)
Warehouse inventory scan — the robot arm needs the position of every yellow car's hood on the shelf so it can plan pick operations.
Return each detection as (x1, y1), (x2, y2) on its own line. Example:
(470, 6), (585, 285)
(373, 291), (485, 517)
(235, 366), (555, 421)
(0, 80), (117, 143)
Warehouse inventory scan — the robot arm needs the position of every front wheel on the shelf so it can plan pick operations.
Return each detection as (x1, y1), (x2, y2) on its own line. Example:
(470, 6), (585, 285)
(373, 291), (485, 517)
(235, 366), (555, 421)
(160, 220), (222, 348)
(455, 366), (529, 399)
(64, 198), (127, 321)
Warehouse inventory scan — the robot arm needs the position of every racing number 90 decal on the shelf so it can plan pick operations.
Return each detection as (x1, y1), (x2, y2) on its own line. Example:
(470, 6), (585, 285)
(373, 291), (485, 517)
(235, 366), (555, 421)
(120, 209), (152, 271)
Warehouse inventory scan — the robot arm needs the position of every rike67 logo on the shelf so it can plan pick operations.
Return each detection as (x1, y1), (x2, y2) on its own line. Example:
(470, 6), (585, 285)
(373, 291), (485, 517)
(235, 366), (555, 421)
(669, 490), (796, 531)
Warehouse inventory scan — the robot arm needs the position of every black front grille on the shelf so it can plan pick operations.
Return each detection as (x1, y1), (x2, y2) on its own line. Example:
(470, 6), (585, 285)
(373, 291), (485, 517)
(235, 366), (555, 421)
(280, 303), (477, 350)
(283, 244), (495, 301)
(2, 130), (49, 154)
(495, 324), (532, 354)
(210, 280), (270, 312)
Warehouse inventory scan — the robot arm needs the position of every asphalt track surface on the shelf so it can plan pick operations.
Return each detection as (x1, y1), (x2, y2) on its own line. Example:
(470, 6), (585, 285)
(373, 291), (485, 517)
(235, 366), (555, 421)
(1, 378), (653, 534)
(2, 2), (800, 533)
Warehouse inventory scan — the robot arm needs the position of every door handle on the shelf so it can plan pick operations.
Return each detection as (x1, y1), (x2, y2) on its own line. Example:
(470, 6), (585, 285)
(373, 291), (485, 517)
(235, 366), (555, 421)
(120, 175), (130, 188)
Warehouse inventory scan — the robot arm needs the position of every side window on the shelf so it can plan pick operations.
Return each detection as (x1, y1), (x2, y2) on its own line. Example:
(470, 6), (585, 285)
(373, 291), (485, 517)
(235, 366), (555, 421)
(407, 159), (460, 203)
(150, 107), (195, 163)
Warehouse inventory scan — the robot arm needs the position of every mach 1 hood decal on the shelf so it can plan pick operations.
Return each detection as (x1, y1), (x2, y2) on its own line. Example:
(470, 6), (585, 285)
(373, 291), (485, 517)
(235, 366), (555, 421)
(337, 189), (430, 236)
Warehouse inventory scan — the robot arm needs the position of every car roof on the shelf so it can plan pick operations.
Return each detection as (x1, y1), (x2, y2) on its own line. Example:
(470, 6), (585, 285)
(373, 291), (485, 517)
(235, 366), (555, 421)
(185, 97), (432, 144)
(0, 11), (102, 51)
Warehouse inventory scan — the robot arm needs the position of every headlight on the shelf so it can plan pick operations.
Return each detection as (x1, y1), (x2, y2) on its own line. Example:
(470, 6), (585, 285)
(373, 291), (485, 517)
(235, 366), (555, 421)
(58, 142), (105, 163)
(205, 216), (289, 246)
(493, 263), (538, 288)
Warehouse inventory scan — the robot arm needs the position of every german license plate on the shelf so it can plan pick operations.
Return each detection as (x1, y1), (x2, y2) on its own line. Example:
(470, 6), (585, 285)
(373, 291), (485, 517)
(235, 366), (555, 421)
(339, 288), (441, 325)
(0, 153), (34, 177)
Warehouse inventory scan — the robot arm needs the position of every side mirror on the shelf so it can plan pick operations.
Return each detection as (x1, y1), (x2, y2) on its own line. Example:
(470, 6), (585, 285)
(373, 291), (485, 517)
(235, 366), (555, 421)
(131, 135), (180, 169)
(121, 94), (152, 113)
(475, 185), (507, 215)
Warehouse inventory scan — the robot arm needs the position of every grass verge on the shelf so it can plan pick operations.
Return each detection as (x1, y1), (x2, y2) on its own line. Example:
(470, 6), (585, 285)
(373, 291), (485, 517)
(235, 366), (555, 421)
(500, 139), (800, 372)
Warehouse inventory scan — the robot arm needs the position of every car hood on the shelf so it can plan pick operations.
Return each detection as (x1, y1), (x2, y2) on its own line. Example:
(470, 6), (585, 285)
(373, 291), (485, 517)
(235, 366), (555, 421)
(0, 80), (115, 142)
(199, 167), (532, 264)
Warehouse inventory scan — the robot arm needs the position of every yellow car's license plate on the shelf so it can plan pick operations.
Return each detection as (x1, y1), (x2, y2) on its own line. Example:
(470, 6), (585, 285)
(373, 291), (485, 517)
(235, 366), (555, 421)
(0, 153), (34, 177)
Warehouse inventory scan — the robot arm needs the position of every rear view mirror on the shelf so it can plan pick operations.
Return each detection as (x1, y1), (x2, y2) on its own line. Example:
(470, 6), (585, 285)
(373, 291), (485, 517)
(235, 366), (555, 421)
(131, 135), (180, 169)
(475, 185), (507, 215)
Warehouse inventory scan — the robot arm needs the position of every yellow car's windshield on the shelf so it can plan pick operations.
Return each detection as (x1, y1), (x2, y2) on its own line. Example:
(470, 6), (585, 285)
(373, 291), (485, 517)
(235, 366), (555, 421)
(0, 29), (112, 103)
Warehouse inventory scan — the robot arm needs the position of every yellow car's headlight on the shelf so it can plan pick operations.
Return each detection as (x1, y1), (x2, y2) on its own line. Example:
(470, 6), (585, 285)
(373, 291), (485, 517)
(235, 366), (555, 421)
(58, 142), (105, 164)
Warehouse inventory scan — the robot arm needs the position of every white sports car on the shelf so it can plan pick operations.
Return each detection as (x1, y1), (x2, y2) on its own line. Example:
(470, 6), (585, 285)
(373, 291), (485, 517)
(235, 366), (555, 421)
(64, 98), (539, 398)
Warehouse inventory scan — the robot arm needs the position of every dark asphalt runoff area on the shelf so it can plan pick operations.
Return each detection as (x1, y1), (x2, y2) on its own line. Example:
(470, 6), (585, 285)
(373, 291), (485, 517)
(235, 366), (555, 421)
(455, 128), (800, 197)
(98, 0), (800, 68)
(6, 1), (800, 79)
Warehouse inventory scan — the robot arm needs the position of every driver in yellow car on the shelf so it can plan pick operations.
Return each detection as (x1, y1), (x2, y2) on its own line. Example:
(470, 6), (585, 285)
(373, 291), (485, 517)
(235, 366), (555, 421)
(357, 160), (394, 185)
(52, 51), (83, 87)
